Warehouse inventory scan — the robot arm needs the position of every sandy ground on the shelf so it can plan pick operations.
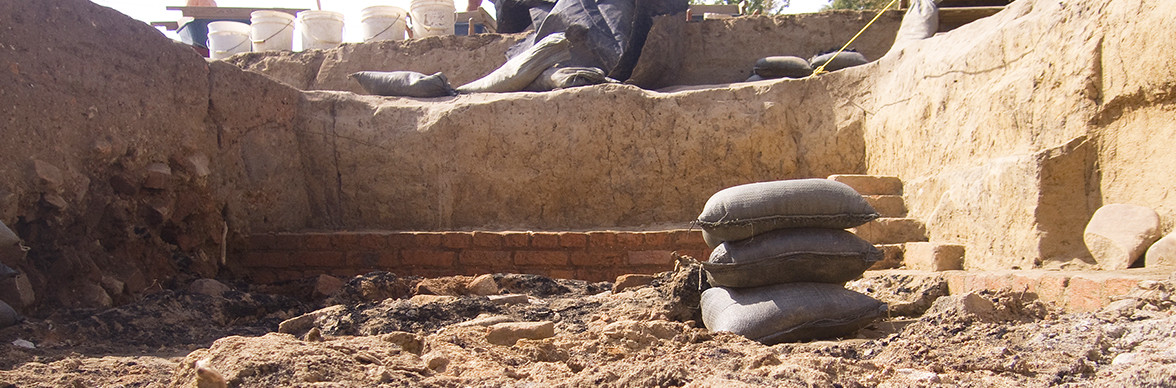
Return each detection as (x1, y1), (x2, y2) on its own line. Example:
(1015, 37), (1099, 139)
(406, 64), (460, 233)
(2, 264), (1175, 387)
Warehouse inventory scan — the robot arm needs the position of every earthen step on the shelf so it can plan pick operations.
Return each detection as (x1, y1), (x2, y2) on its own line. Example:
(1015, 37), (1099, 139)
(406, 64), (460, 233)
(864, 195), (907, 218)
(869, 243), (905, 270)
(851, 217), (928, 244)
(827, 174), (903, 196)
(903, 242), (965, 271)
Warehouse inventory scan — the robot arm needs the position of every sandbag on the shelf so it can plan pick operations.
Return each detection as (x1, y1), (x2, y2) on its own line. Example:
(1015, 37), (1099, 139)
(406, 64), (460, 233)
(696, 179), (879, 247)
(701, 283), (886, 345)
(745, 74), (765, 82)
(524, 66), (612, 91)
(457, 33), (571, 94)
(753, 56), (812, 79)
(703, 228), (881, 288)
(809, 50), (869, 72)
(0, 299), (18, 328)
(885, 0), (939, 56)
(0, 220), (25, 266)
(348, 71), (457, 98)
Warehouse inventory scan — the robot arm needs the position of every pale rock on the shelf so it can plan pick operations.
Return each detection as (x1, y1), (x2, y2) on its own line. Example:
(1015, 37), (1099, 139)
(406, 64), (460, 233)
(41, 193), (67, 211)
(31, 159), (64, 191)
(279, 305), (346, 334)
(381, 331), (424, 355)
(895, 368), (940, 383)
(1144, 233), (1176, 270)
(0, 273), (35, 308)
(143, 162), (172, 190)
(465, 274), (498, 296)
(1084, 204), (1161, 270)
(486, 321), (555, 345)
(11, 339), (34, 349)
(423, 352), (449, 372)
(183, 153), (212, 178)
(100, 275), (125, 297)
(78, 281), (112, 308)
(487, 294), (529, 305)
(925, 292), (996, 320)
(187, 278), (231, 297)
(313, 274), (345, 298)
(409, 294), (457, 305)
(614, 274), (655, 293)
(452, 314), (516, 328)
(1112, 352), (1141, 366)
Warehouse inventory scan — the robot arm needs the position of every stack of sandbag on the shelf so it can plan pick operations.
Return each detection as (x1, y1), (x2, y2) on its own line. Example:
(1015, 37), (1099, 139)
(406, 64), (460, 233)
(695, 178), (888, 344)
(746, 49), (870, 81)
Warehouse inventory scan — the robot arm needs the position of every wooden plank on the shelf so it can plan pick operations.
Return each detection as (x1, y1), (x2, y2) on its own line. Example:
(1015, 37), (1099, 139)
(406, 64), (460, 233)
(151, 21), (180, 30)
(165, 6), (308, 20)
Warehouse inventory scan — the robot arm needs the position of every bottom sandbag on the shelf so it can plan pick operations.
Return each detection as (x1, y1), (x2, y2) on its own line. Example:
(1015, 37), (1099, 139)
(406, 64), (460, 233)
(348, 71), (457, 98)
(701, 283), (886, 344)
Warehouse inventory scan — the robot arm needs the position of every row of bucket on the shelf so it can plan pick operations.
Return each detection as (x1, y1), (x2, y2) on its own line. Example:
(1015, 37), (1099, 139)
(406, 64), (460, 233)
(208, 1), (456, 59)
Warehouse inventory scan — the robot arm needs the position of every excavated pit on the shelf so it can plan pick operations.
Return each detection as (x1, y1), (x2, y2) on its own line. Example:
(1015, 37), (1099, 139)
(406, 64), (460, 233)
(1, 0), (1176, 385)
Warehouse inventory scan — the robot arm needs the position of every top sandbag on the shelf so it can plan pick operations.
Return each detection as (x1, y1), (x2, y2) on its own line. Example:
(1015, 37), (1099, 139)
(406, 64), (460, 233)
(696, 179), (879, 247)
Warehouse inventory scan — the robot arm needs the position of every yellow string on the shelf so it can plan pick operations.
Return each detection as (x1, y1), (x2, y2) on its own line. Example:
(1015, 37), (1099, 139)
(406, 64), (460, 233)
(811, 0), (901, 76)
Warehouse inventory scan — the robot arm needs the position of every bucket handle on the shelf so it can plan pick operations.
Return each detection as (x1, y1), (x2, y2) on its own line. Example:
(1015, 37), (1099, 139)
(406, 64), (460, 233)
(369, 13), (406, 40)
(252, 20), (294, 44)
(214, 35), (251, 56)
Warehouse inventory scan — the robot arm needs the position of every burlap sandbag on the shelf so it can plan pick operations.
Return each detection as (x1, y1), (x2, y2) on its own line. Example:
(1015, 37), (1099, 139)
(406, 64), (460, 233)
(0, 221), (25, 267)
(696, 179), (878, 247)
(701, 283), (886, 345)
(885, 0), (939, 56)
(457, 33), (571, 94)
(753, 56), (812, 79)
(524, 66), (612, 91)
(349, 71), (457, 98)
(809, 51), (868, 72)
(703, 228), (881, 288)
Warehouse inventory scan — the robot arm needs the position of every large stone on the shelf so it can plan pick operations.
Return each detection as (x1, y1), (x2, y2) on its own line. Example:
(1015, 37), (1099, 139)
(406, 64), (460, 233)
(0, 273), (35, 308)
(465, 274), (498, 296)
(31, 159), (64, 191)
(187, 278), (232, 298)
(278, 305), (347, 335)
(903, 242), (965, 271)
(827, 175), (903, 195)
(313, 274), (345, 298)
(1145, 233), (1176, 270)
(864, 195), (907, 217)
(486, 321), (555, 345)
(851, 218), (928, 245)
(614, 274), (655, 293)
(1084, 204), (1161, 270)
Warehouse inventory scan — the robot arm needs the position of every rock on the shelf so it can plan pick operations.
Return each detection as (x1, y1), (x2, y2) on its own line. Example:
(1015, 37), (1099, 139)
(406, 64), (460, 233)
(77, 281), (113, 308)
(100, 275), (125, 297)
(925, 292), (996, 321)
(1145, 233), (1176, 270)
(194, 359), (228, 388)
(903, 242), (965, 271)
(846, 271), (948, 317)
(486, 321), (556, 345)
(182, 153), (212, 178)
(381, 331), (424, 355)
(41, 193), (68, 210)
(870, 244), (905, 270)
(279, 305), (346, 335)
(32, 159), (64, 191)
(143, 162), (172, 190)
(409, 294), (457, 305)
(614, 274), (655, 293)
(851, 218), (928, 244)
(423, 352), (449, 372)
(313, 274), (345, 298)
(1112, 352), (1141, 366)
(0, 299), (19, 328)
(0, 273), (35, 308)
(465, 274), (498, 296)
(187, 278), (231, 297)
(452, 314), (516, 328)
(1084, 204), (1161, 270)
(109, 174), (139, 195)
(304, 327), (323, 342)
(487, 294), (529, 305)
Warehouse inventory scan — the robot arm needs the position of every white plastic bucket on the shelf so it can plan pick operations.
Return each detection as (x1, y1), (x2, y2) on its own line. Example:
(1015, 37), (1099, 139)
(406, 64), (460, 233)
(297, 10), (344, 51)
(251, 10), (295, 52)
(360, 6), (408, 42)
(207, 21), (251, 59)
(409, 0), (455, 38)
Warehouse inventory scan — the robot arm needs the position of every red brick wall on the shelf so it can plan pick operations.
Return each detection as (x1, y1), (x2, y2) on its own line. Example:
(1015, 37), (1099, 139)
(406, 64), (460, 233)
(235, 230), (711, 283)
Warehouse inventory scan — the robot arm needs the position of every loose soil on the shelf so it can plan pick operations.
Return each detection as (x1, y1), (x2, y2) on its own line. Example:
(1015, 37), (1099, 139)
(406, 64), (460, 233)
(1, 263), (1175, 387)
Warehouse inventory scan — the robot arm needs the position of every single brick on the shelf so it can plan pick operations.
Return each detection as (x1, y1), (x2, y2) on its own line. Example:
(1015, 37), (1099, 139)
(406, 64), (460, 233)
(358, 232), (388, 250)
(293, 251), (345, 267)
(402, 249), (457, 268)
(559, 232), (588, 248)
(247, 234), (279, 250)
(386, 233), (416, 248)
(627, 250), (673, 266)
(302, 233), (333, 250)
(413, 232), (443, 247)
(346, 251), (380, 267)
(1065, 276), (1103, 313)
(332, 232), (362, 250)
(441, 232), (473, 249)
(616, 232), (644, 248)
(1035, 273), (1069, 304)
(377, 251), (401, 267)
(503, 232), (530, 248)
(459, 250), (512, 267)
(587, 232), (618, 249)
(852, 218), (928, 245)
(515, 251), (570, 266)
(241, 251), (291, 268)
(274, 234), (306, 250)
(530, 232), (561, 248)
(570, 251), (623, 266)
(472, 232), (505, 248)
(864, 195), (908, 218)
(642, 232), (671, 249)
(667, 230), (704, 249)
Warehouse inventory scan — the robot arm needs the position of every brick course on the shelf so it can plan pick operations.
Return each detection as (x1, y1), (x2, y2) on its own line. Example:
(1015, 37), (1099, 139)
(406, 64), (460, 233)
(235, 230), (710, 283)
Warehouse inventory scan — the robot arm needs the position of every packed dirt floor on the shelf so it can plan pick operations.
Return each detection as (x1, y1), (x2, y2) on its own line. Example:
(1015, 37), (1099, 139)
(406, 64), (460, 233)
(1, 261), (1175, 387)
